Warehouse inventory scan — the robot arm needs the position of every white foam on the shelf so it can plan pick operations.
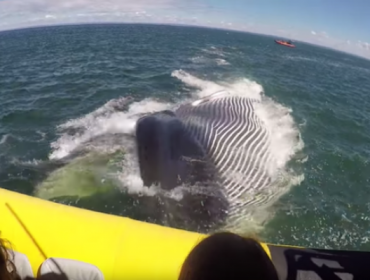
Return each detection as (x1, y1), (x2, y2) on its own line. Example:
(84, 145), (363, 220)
(0, 134), (10, 145)
(189, 56), (230, 66)
(284, 55), (319, 63)
(215, 58), (230, 66)
(49, 97), (172, 160)
(201, 46), (226, 57)
(10, 158), (44, 166)
(172, 70), (263, 101)
(36, 130), (47, 142)
(172, 70), (224, 98)
(254, 97), (303, 176)
(190, 56), (207, 64)
(49, 96), (174, 196)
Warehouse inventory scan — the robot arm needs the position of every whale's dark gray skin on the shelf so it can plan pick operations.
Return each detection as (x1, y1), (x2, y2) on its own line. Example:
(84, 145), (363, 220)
(135, 110), (217, 190)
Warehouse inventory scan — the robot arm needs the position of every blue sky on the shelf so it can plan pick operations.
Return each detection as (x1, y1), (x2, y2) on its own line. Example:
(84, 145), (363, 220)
(203, 0), (370, 42)
(0, 0), (369, 59)
(190, 0), (370, 55)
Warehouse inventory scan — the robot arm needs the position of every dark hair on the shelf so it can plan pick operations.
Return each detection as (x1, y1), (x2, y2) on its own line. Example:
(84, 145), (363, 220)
(179, 232), (279, 280)
(0, 236), (21, 280)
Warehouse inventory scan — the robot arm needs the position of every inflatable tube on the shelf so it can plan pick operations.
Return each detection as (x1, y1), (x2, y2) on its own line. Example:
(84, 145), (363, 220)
(1, 188), (370, 280)
(0, 188), (269, 279)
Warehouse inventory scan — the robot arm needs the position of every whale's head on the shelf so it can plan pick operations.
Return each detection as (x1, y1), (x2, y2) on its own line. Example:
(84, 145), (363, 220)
(135, 110), (219, 191)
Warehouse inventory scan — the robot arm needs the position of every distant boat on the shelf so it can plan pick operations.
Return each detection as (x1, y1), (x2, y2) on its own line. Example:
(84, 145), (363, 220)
(274, 39), (295, 48)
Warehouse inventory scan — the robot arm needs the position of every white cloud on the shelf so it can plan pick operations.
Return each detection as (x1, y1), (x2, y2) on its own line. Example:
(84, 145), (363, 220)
(361, 42), (370, 51)
(319, 31), (328, 38)
(0, 0), (205, 30)
(310, 30), (328, 39)
(1, 0), (176, 13)
(45, 14), (56, 19)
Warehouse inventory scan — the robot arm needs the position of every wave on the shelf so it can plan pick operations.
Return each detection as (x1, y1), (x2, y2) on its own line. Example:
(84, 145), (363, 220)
(215, 58), (230, 66)
(201, 46), (227, 57)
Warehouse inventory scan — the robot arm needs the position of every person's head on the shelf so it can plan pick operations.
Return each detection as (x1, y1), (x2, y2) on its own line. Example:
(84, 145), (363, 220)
(179, 232), (279, 280)
(0, 237), (20, 280)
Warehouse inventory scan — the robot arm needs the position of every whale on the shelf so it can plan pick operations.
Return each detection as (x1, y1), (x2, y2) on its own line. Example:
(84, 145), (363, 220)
(135, 90), (274, 228)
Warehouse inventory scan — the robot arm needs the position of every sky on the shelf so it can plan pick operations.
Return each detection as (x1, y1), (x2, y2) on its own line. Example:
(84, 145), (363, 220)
(0, 0), (369, 59)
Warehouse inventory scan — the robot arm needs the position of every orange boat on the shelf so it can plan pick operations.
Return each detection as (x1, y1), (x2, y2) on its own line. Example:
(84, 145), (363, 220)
(275, 39), (295, 48)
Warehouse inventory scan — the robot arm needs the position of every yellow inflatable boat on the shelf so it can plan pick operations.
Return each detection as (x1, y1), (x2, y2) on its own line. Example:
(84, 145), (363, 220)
(1, 187), (369, 280)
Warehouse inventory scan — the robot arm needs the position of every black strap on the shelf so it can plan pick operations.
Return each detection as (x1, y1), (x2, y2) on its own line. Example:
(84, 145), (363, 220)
(269, 245), (370, 280)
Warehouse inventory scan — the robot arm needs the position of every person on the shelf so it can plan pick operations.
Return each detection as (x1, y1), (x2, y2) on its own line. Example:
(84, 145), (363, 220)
(1, 235), (104, 280)
(178, 232), (279, 280)
(0, 237), (21, 280)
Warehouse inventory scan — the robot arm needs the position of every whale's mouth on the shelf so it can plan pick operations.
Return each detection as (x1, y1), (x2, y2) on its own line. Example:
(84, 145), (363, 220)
(135, 110), (217, 191)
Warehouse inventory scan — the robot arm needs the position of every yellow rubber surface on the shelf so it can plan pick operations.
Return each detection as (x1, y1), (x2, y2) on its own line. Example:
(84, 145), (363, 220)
(0, 187), (271, 280)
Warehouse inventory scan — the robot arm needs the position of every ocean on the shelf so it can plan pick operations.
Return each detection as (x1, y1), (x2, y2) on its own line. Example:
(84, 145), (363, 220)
(1, 24), (370, 250)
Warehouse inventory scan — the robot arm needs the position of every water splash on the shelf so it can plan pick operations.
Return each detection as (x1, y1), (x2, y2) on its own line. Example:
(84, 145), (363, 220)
(47, 70), (304, 231)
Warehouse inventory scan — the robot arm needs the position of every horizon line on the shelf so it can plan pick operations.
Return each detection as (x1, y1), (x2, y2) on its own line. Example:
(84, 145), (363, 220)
(0, 21), (369, 62)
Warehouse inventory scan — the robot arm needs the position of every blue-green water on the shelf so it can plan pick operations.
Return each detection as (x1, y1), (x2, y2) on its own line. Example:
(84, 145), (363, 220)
(1, 24), (370, 250)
